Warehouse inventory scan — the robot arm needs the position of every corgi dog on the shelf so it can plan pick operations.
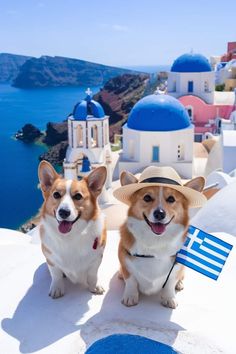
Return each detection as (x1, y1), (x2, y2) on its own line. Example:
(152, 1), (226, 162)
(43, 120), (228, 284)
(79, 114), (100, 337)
(38, 161), (107, 299)
(114, 167), (205, 309)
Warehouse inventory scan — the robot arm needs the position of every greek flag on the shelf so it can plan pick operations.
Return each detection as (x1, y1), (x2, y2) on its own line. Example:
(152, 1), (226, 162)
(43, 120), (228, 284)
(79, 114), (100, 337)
(176, 226), (233, 280)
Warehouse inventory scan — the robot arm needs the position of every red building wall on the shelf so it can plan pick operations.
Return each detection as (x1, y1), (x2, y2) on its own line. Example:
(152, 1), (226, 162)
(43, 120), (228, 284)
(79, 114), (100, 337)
(221, 42), (236, 62)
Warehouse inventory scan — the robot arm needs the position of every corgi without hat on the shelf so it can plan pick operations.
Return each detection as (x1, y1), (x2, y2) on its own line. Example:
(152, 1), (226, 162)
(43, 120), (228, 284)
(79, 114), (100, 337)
(38, 160), (107, 299)
(114, 166), (206, 308)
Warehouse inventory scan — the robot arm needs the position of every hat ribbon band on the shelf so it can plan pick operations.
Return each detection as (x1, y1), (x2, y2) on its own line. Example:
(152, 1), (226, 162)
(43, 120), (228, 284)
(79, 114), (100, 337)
(140, 177), (181, 186)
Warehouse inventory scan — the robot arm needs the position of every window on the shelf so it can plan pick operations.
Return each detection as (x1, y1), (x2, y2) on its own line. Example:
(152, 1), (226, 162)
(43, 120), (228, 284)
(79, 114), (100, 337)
(188, 81), (194, 93)
(204, 81), (209, 92)
(173, 81), (176, 92)
(91, 125), (98, 147)
(77, 125), (83, 147)
(194, 134), (203, 142)
(177, 144), (184, 161)
(185, 106), (194, 123)
(129, 140), (135, 159)
(152, 146), (159, 162)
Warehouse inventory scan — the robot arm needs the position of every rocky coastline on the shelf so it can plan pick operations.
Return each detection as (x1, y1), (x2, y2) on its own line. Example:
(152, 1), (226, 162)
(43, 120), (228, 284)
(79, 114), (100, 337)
(15, 123), (43, 142)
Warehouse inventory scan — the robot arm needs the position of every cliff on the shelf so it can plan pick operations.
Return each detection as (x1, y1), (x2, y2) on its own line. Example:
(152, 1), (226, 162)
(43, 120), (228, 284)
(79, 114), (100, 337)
(13, 55), (144, 88)
(39, 141), (68, 165)
(43, 122), (68, 146)
(0, 53), (32, 83)
(38, 122), (68, 165)
(93, 73), (150, 138)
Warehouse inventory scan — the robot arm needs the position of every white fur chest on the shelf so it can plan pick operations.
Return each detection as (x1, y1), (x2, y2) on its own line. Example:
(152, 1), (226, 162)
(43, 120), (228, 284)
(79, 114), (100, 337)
(125, 217), (185, 295)
(41, 214), (105, 284)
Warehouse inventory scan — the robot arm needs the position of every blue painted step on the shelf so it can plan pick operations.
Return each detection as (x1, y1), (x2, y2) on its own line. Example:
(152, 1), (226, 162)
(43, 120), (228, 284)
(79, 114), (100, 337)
(86, 334), (178, 353)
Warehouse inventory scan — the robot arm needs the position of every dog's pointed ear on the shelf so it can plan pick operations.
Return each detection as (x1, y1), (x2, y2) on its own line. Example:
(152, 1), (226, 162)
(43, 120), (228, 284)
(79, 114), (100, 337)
(184, 176), (205, 192)
(38, 161), (59, 194)
(120, 171), (138, 186)
(87, 166), (107, 196)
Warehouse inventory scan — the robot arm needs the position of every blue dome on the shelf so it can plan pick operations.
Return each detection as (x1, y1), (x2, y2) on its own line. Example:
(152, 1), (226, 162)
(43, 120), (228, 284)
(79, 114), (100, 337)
(73, 94), (105, 120)
(127, 94), (191, 132)
(171, 53), (212, 73)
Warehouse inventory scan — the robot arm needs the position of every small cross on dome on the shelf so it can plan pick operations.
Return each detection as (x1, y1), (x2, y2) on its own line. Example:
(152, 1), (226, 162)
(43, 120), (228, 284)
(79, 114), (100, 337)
(85, 88), (92, 96)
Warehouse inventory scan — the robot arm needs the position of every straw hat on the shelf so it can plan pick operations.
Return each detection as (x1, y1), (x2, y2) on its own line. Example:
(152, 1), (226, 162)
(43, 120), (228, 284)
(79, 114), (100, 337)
(113, 166), (206, 208)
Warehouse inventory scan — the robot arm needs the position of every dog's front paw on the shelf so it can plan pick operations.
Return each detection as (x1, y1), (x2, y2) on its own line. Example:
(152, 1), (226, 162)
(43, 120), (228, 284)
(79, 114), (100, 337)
(122, 292), (139, 307)
(49, 280), (65, 299)
(161, 297), (178, 309)
(175, 279), (184, 292)
(89, 285), (105, 295)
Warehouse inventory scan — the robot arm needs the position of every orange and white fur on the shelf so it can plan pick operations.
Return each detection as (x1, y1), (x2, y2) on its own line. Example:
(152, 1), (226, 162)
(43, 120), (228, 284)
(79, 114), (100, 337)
(119, 172), (205, 309)
(38, 161), (107, 299)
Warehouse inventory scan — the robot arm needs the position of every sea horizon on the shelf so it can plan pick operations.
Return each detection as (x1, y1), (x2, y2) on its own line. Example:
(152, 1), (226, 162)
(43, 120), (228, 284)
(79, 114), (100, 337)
(124, 65), (171, 73)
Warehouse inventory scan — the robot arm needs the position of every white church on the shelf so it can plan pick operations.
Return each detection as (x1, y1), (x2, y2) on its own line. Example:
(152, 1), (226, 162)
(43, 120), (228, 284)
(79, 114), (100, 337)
(167, 52), (215, 104)
(63, 89), (112, 188)
(118, 94), (194, 179)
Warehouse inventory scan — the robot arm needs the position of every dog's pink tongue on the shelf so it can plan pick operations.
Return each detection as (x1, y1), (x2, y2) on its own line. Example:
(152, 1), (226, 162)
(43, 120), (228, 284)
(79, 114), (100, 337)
(58, 221), (73, 234)
(150, 222), (166, 235)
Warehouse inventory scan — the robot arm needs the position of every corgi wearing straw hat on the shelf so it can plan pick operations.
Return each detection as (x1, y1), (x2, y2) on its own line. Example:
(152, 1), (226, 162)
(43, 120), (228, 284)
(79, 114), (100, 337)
(113, 166), (206, 309)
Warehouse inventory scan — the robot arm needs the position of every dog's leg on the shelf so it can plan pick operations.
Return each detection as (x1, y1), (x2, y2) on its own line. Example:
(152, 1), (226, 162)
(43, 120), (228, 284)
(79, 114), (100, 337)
(122, 275), (139, 307)
(48, 265), (65, 299)
(161, 267), (180, 309)
(175, 279), (184, 291)
(87, 258), (104, 295)
(175, 266), (185, 291)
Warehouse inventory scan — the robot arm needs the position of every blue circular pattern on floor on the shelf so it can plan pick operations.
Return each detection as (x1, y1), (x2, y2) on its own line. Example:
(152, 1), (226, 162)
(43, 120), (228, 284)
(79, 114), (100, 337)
(86, 334), (178, 353)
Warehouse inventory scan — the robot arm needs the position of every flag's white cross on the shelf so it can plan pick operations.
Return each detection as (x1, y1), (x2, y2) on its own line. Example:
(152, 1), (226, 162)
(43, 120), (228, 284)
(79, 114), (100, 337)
(187, 228), (199, 249)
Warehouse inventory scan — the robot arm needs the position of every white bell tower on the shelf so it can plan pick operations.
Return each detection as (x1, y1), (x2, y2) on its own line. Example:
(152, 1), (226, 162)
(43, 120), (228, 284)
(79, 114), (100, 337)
(63, 89), (112, 188)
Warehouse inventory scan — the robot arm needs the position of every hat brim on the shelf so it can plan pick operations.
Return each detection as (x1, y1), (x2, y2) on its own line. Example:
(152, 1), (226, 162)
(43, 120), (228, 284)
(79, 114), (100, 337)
(113, 182), (207, 208)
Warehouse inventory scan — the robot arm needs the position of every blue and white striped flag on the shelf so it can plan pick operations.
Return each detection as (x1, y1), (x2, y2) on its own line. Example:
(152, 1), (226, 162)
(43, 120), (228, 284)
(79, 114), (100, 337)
(176, 225), (233, 280)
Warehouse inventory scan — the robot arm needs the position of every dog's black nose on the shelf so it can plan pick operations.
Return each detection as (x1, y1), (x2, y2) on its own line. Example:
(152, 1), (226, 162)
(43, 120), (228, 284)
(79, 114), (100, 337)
(153, 208), (166, 221)
(58, 208), (71, 219)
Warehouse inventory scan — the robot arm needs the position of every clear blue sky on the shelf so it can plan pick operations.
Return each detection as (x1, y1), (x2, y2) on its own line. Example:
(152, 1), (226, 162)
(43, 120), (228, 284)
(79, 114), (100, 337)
(0, 0), (235, 67)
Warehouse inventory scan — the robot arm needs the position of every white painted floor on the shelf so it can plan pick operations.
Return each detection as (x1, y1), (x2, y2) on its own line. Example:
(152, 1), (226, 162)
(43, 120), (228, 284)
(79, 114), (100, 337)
(0, 227), (235, 354)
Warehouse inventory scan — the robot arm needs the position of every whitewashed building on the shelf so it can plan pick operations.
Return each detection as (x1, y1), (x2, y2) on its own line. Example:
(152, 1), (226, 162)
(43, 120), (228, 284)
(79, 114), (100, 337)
(217, 59), (236, 91)
(119, 94), (194, 179)
(168, 53), (215, 104)
(221, 129), (236, 173)
(63, 89), (112, 188)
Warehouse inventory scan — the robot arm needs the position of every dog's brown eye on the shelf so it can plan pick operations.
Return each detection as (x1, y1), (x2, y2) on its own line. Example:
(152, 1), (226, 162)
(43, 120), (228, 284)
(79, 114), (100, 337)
(143, 194), (153, 202)
(166, 196), (175, 203)
(73, 193), (83, 201)
(53, 191), (61, 199)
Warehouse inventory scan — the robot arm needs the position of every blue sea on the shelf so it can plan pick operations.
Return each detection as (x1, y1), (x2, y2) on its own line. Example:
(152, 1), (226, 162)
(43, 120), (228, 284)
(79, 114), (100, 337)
(0, 84), (101, 230)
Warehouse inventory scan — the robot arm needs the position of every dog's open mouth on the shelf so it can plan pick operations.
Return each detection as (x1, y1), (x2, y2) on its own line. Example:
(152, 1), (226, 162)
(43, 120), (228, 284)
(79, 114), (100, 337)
(56, 213), (81, 234)
(143, 214), (174, 235)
